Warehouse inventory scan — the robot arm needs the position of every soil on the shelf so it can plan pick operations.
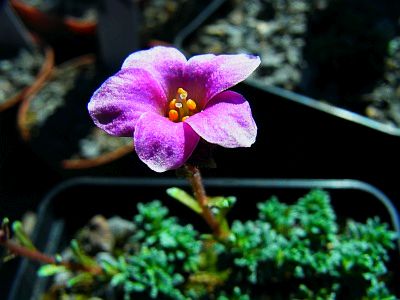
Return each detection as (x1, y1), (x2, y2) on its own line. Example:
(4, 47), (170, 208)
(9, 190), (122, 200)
(24, 61), (81, 135)
(302, 0), (400, 127)
(25, 60), (131, 165)
(361, 37), (400, 127)
(72, 127), (131, 160)
(185, 0), (400, 128)
(186, 0), (328, 90)
(0, 47), (44, 105)
(141, 0), (191, 41)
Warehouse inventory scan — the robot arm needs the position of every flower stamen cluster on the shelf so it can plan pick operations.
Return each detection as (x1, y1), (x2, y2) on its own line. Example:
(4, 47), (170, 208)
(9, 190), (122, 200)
(168, 88), (197, 122)
(88, 46), (260, 172)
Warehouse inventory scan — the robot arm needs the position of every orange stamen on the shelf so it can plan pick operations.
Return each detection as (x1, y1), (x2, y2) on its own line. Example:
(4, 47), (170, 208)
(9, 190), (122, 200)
(169, 99), (177, 110)
(167, 88), (198, 122)
(187, 99), (197, 111)
(177, 88), (188, 100)
(168, 109), (179, 122)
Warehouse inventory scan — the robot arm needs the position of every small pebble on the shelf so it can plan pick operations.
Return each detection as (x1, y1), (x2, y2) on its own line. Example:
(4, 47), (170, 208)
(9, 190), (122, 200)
(0, 48), (43, 105)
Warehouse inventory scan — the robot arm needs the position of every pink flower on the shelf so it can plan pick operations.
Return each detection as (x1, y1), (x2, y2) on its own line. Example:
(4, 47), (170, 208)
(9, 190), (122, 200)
(88, 47), (260, 172)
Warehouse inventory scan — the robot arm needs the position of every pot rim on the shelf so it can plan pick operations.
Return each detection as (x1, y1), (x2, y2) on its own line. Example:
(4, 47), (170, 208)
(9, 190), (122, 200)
(17, 54), (134, 169)
(0, 37), (54, 112)
(17, 54), (95, 141)
(7, 177), (400, 300)
(173, 0), (400, 137)
(37, 177), (400, 250)
(10, 0), (97, 35)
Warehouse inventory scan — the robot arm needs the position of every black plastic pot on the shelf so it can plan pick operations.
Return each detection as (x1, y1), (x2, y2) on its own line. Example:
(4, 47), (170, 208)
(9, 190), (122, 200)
(174, 0), (400, 136)
(6, 177), (400, 299)
(173, 0), (400, 211)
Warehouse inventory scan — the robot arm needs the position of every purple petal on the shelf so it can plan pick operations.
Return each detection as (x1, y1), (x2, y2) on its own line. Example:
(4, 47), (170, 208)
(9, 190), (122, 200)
(122, 46), (187, 98)
(186, 53), (260, 106)
(134, 112), (199, 172)
(185, 91), (257, 148)
(88, 68), (166, 137)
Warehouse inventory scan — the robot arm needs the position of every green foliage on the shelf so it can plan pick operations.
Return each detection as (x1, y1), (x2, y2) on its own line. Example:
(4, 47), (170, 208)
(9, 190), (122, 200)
(70, 239), (98, 267)
(166, 187), (202, 214)
(131, 201), (202, 273)
(258, 189), (338, 246)
(99, 200), (202, 299)
(109, 248), (186, 300)
(221, 189), (397, 299)
(35, 190), (396, 299)
(208, 196), (236, 231)
(12, 221), (36, 250)
(216, 286), (250, 300)
(38, 264), (68, 277)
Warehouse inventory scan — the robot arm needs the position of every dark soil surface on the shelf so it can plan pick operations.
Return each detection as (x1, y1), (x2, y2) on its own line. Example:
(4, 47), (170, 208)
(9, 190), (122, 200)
(361, 37), (400, 126)
(302, 0), (400, 127)
(187, 0), (327, 89)
(185, 0), (400, 128)
(141, 0), (216, 43)
(26, 61), (130, 165)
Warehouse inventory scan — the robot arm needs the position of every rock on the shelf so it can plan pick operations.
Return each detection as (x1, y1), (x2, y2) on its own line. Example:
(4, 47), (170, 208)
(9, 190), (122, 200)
(108, 216), (136, 242)
(74, 128), (131, 160)
(187, 0), (310, 90)
(288, 1), (309, 13)
(366, 105), (385, 120)
(256, 21), (278, 36)
(261, 51), (285, 67)
(77, 215), (114, 254)
(0, 47), (43, 104)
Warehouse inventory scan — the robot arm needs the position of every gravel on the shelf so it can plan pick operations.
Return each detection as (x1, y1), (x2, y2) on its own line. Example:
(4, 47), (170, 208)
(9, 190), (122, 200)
(0, 48), (43, 105)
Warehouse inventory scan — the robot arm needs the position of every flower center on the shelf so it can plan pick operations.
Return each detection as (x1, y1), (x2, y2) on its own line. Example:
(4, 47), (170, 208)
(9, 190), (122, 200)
(167, 88), (197, 122)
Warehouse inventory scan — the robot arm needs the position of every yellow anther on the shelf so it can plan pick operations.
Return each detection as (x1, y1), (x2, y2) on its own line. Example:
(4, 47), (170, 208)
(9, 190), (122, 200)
(168, 109), (179, 122)
(167, 88), (198, 122)
(169, 99), (177, 110)
(186, 99), (197, 111)
(177, 88), (188, 100)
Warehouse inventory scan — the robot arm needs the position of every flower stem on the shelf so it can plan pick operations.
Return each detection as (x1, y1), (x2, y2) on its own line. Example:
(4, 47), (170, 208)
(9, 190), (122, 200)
(184, 165), (229, 239)
(0, 230), (102, 275)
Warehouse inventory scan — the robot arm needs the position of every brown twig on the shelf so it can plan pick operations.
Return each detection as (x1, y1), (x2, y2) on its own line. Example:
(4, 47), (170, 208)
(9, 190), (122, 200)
(0, 230), (102, 275)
